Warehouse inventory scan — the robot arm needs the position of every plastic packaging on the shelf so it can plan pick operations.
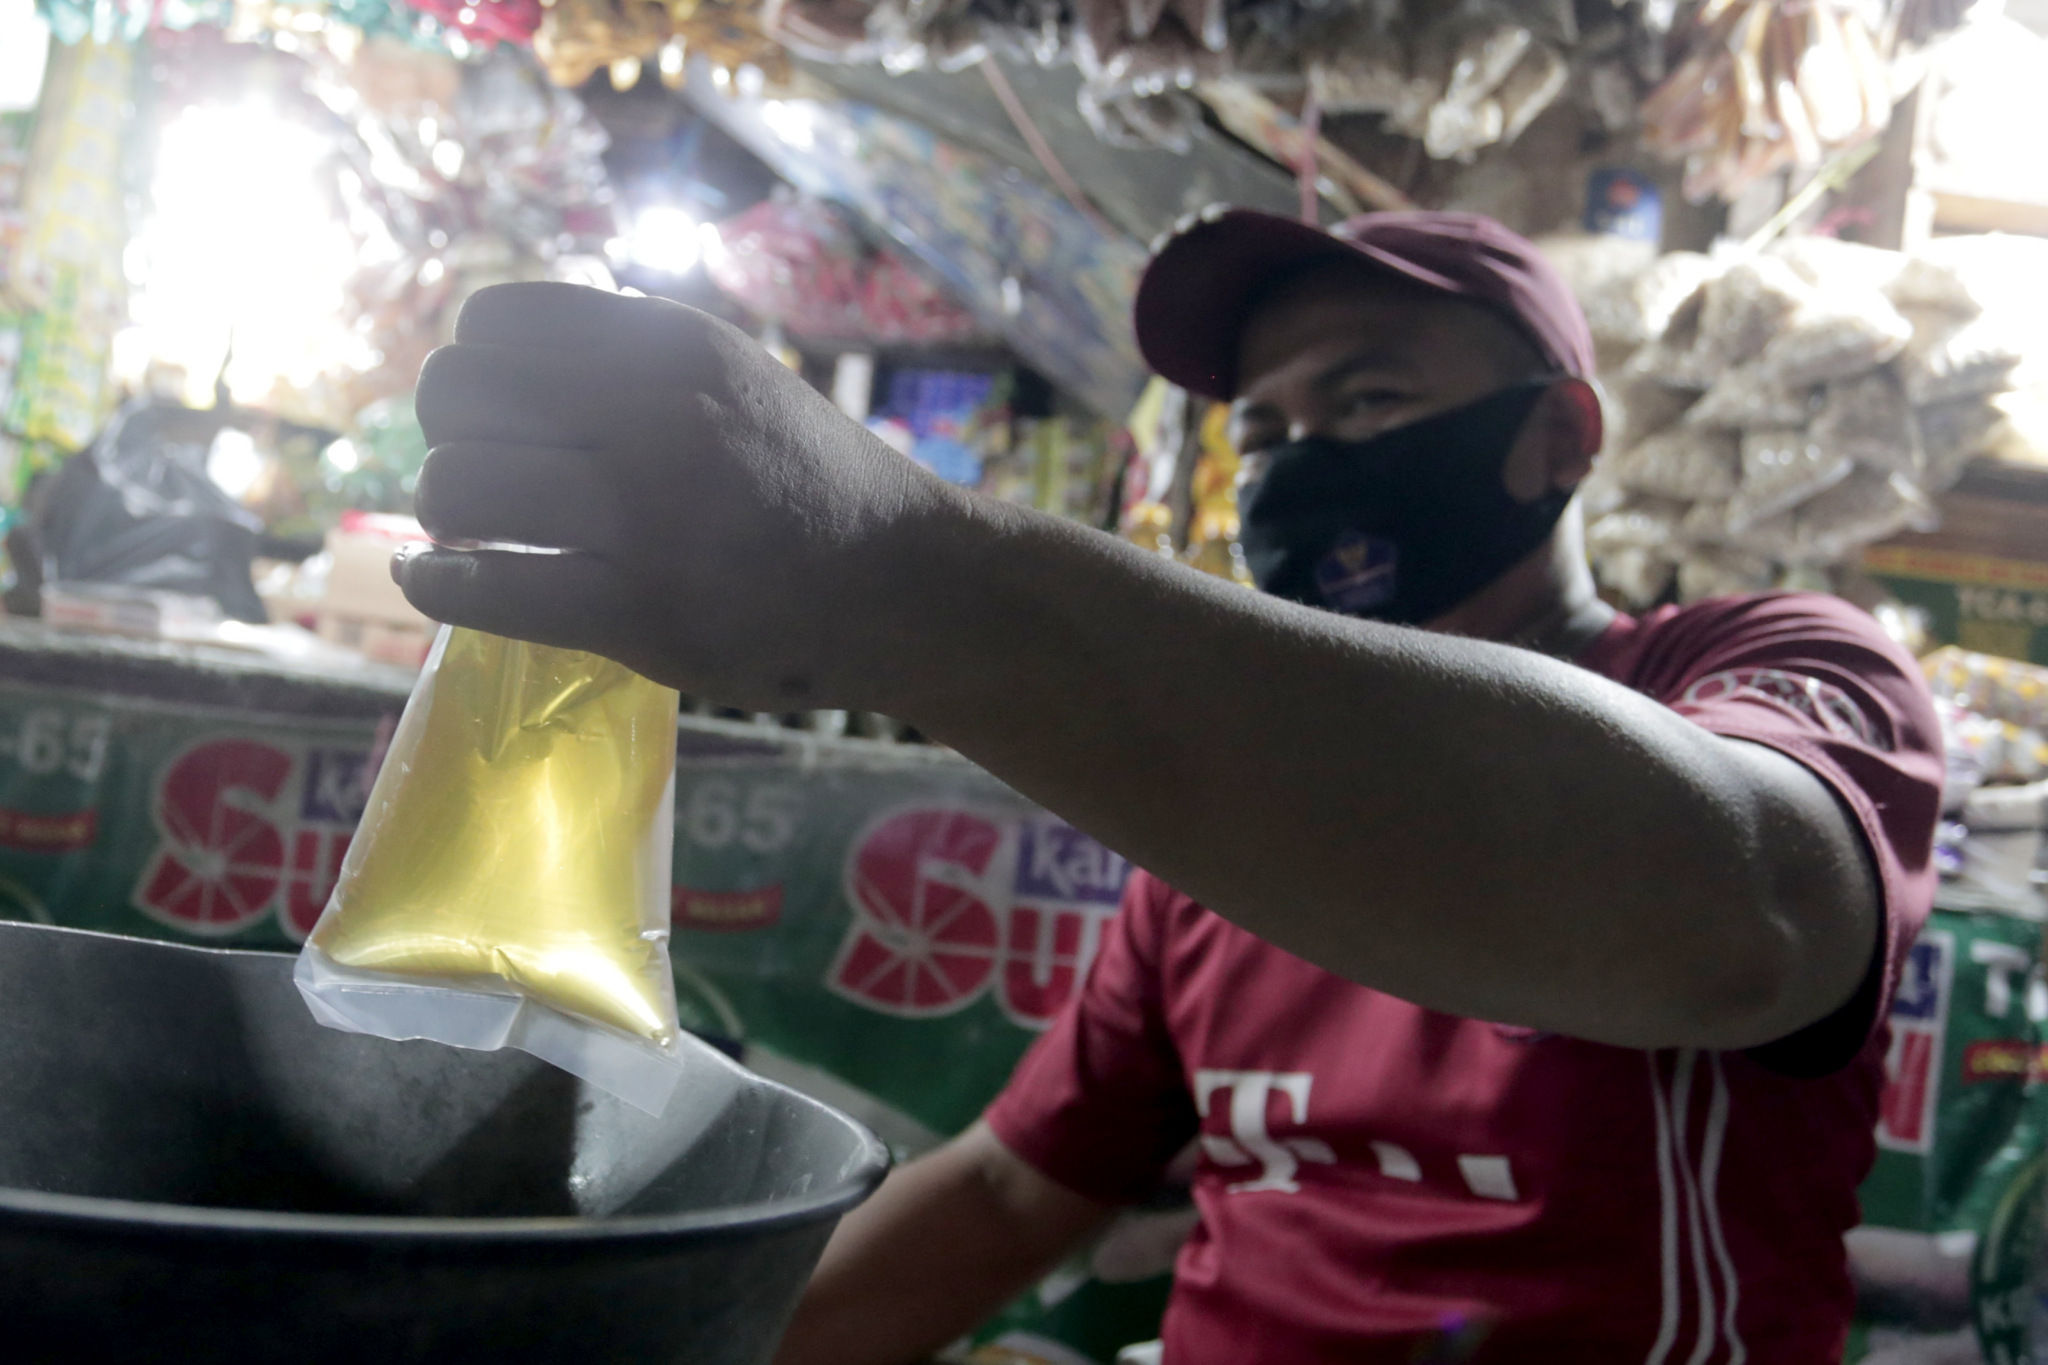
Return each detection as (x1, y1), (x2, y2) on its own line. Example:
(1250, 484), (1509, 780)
(1580, 234), (2040, 611)
(1698, 258), (1814, 369)
(1682, 362), (1816, 430)
(1305, 9), (1570, 163)
(1753, 290), (1913, 388)
(1586, 495), (1688, 556)
(704, 197), (983, 346)
(1811, 370), (1923, 476)
(1677, 547), (1774, 602)
(1793, 466), (1931, 564)
(1924, 648), (2048, 733)
(1916, 394), (2008, 486)
(1728, 427), (1854, 530)
(1771, 235), (1908, 298)
(1954, 781), (2048, 906)
(1581, 252), (1717, 355)
(1896, 311), (2025, 405)
(1609, 427), (1740, 502)
(31, 400), (268, 625)
(297, 625), (686, 1114)
(1605, 373), (1700, 448)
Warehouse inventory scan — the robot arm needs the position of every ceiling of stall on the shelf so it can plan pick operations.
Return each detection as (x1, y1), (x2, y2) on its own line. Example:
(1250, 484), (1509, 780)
(791, 55), (1305, 246)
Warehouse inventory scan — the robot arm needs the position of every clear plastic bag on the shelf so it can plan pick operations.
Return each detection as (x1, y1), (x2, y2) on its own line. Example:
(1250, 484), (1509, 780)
(1886, 255), (1983, 318)
(1896, 310), (2024, 404)
(1771, 235), (1909, 298)
(1678, 547), (1775, 602)
(1587, 494), (1689, 557)
(1682, 362), (1816, 430)
(1916, 393), (2008, 488)
(1753, 290), (1912, 388)
(1609, 427), (1741, 502)
(297, 625), (686, 1115)
(1626, 284), (1718, 390)
(1605, 373), (1700, 449)
(1811, 370), (1922, 476)
(1697, 257), (1814, 368)
(1888, 235), (2048, 319)
(1728, 427), (1853, 530)
(1793, 466), (1932, 563)
(1582, 252), (1717, 354)
(1677, 497), (1736, 545)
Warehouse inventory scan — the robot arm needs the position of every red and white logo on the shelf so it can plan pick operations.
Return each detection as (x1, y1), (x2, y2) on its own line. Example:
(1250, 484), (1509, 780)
(1194, 1069), (1336, 1194)
(1877, 930), (1953, 1154)
(133, 736), (371, 941)
(827, 806), (1130, 1028)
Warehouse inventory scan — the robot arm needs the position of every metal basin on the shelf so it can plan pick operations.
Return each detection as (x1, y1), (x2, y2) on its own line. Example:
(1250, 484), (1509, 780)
(0, 922), (888, 1364)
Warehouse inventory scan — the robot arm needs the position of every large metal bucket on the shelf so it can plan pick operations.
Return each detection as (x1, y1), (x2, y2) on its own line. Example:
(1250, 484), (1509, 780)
(0, 922), (888, 1363)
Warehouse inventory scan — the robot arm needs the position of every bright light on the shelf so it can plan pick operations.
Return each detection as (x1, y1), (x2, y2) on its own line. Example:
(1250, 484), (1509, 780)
(128, 103), (360, 407)
(618, 206), (706, 276)
(0, 0), (49, 112)
(207, 429), (262, 499)
(696, 222), (725, 271)
(324, 437), (361, 474)
(759, 100), (816, 152)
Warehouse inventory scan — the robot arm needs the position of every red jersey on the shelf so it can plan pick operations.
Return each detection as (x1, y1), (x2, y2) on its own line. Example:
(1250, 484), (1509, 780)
(985, 593), (1943, 1364)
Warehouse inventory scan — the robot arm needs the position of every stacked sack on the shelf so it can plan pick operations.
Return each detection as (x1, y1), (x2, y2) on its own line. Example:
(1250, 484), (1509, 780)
(1560, 233), (2048, 608)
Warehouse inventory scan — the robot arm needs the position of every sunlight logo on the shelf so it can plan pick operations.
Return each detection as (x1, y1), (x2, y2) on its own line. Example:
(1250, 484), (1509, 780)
(133, 737), (371, 942)
(827, 808), (1130, 1028)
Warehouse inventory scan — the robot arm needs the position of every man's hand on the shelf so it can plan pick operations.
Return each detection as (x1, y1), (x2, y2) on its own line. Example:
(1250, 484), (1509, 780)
(400, 281), (937, 710)
(774, 1123), (1114, 1365)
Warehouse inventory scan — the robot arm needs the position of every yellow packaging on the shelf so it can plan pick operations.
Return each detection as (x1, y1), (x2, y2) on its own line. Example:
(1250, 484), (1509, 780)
(296, 625), (686, 1113)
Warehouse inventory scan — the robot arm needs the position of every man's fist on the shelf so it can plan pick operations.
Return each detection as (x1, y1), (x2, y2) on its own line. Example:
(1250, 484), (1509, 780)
(398, 282), (941, 709)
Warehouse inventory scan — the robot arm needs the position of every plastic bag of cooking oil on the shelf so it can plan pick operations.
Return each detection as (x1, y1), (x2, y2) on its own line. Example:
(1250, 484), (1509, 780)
(296, 624), (686, 1114)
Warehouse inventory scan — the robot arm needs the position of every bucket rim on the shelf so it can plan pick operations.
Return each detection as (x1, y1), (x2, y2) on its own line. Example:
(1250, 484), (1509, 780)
(0, 922), (892, 1247)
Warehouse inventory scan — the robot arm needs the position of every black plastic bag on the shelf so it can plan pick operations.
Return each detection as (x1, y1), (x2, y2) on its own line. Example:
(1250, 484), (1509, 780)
(32, 400), (267, 624)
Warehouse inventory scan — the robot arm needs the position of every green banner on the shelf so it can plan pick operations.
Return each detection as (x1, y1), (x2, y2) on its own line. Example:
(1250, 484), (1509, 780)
(1851, 903), (2048, 1361)
(1862, 905), (2048, 1236)
(63, 675), (2048, 1359)
(0, 676), (1166, 1362)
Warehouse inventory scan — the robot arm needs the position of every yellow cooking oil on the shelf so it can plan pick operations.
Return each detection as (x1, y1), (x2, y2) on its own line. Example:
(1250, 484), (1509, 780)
(312, 627), (680, 1045)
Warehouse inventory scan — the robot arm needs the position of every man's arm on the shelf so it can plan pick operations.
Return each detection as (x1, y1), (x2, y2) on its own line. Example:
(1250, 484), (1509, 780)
(397, 284), (1891, 1053)
(852, 494), (1880, 1053)
(774, 1123), (1114, 1365)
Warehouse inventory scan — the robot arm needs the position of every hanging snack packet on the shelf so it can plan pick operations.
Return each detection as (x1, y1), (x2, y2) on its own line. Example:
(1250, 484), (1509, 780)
(297, 625), (686, 1114)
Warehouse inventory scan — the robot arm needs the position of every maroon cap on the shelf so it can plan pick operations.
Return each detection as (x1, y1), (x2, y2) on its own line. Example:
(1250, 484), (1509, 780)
(1133, 207), (1596, 401)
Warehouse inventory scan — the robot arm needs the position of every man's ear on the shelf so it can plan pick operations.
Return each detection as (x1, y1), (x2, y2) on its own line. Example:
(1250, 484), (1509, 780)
(1502, 378), (1603, 502)
(1556, 378), (1605, 469)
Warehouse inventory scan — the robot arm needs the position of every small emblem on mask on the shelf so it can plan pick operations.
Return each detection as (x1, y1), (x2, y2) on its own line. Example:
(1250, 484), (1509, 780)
(1315, 530), (1398, 614)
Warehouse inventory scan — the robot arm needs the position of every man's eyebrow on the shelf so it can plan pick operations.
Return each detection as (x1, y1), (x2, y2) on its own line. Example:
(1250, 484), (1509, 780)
(1309, 350), (1416, 397)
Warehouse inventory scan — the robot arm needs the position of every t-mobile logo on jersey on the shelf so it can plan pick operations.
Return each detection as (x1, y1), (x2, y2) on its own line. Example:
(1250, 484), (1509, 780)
(1194, 1070), (1337, 1194)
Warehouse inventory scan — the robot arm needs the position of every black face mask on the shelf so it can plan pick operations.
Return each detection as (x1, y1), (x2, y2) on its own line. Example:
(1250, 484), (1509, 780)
(1237, 381), (1571, 627)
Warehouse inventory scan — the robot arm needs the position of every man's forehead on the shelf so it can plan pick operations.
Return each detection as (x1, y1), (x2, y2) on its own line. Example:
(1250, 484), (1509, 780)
(1233, 263), (1535, 401)
(1236, 284), (1452, 395)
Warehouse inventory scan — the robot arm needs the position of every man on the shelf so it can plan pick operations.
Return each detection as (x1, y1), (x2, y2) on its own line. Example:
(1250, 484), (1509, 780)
(400, 209), (1942, 1362)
